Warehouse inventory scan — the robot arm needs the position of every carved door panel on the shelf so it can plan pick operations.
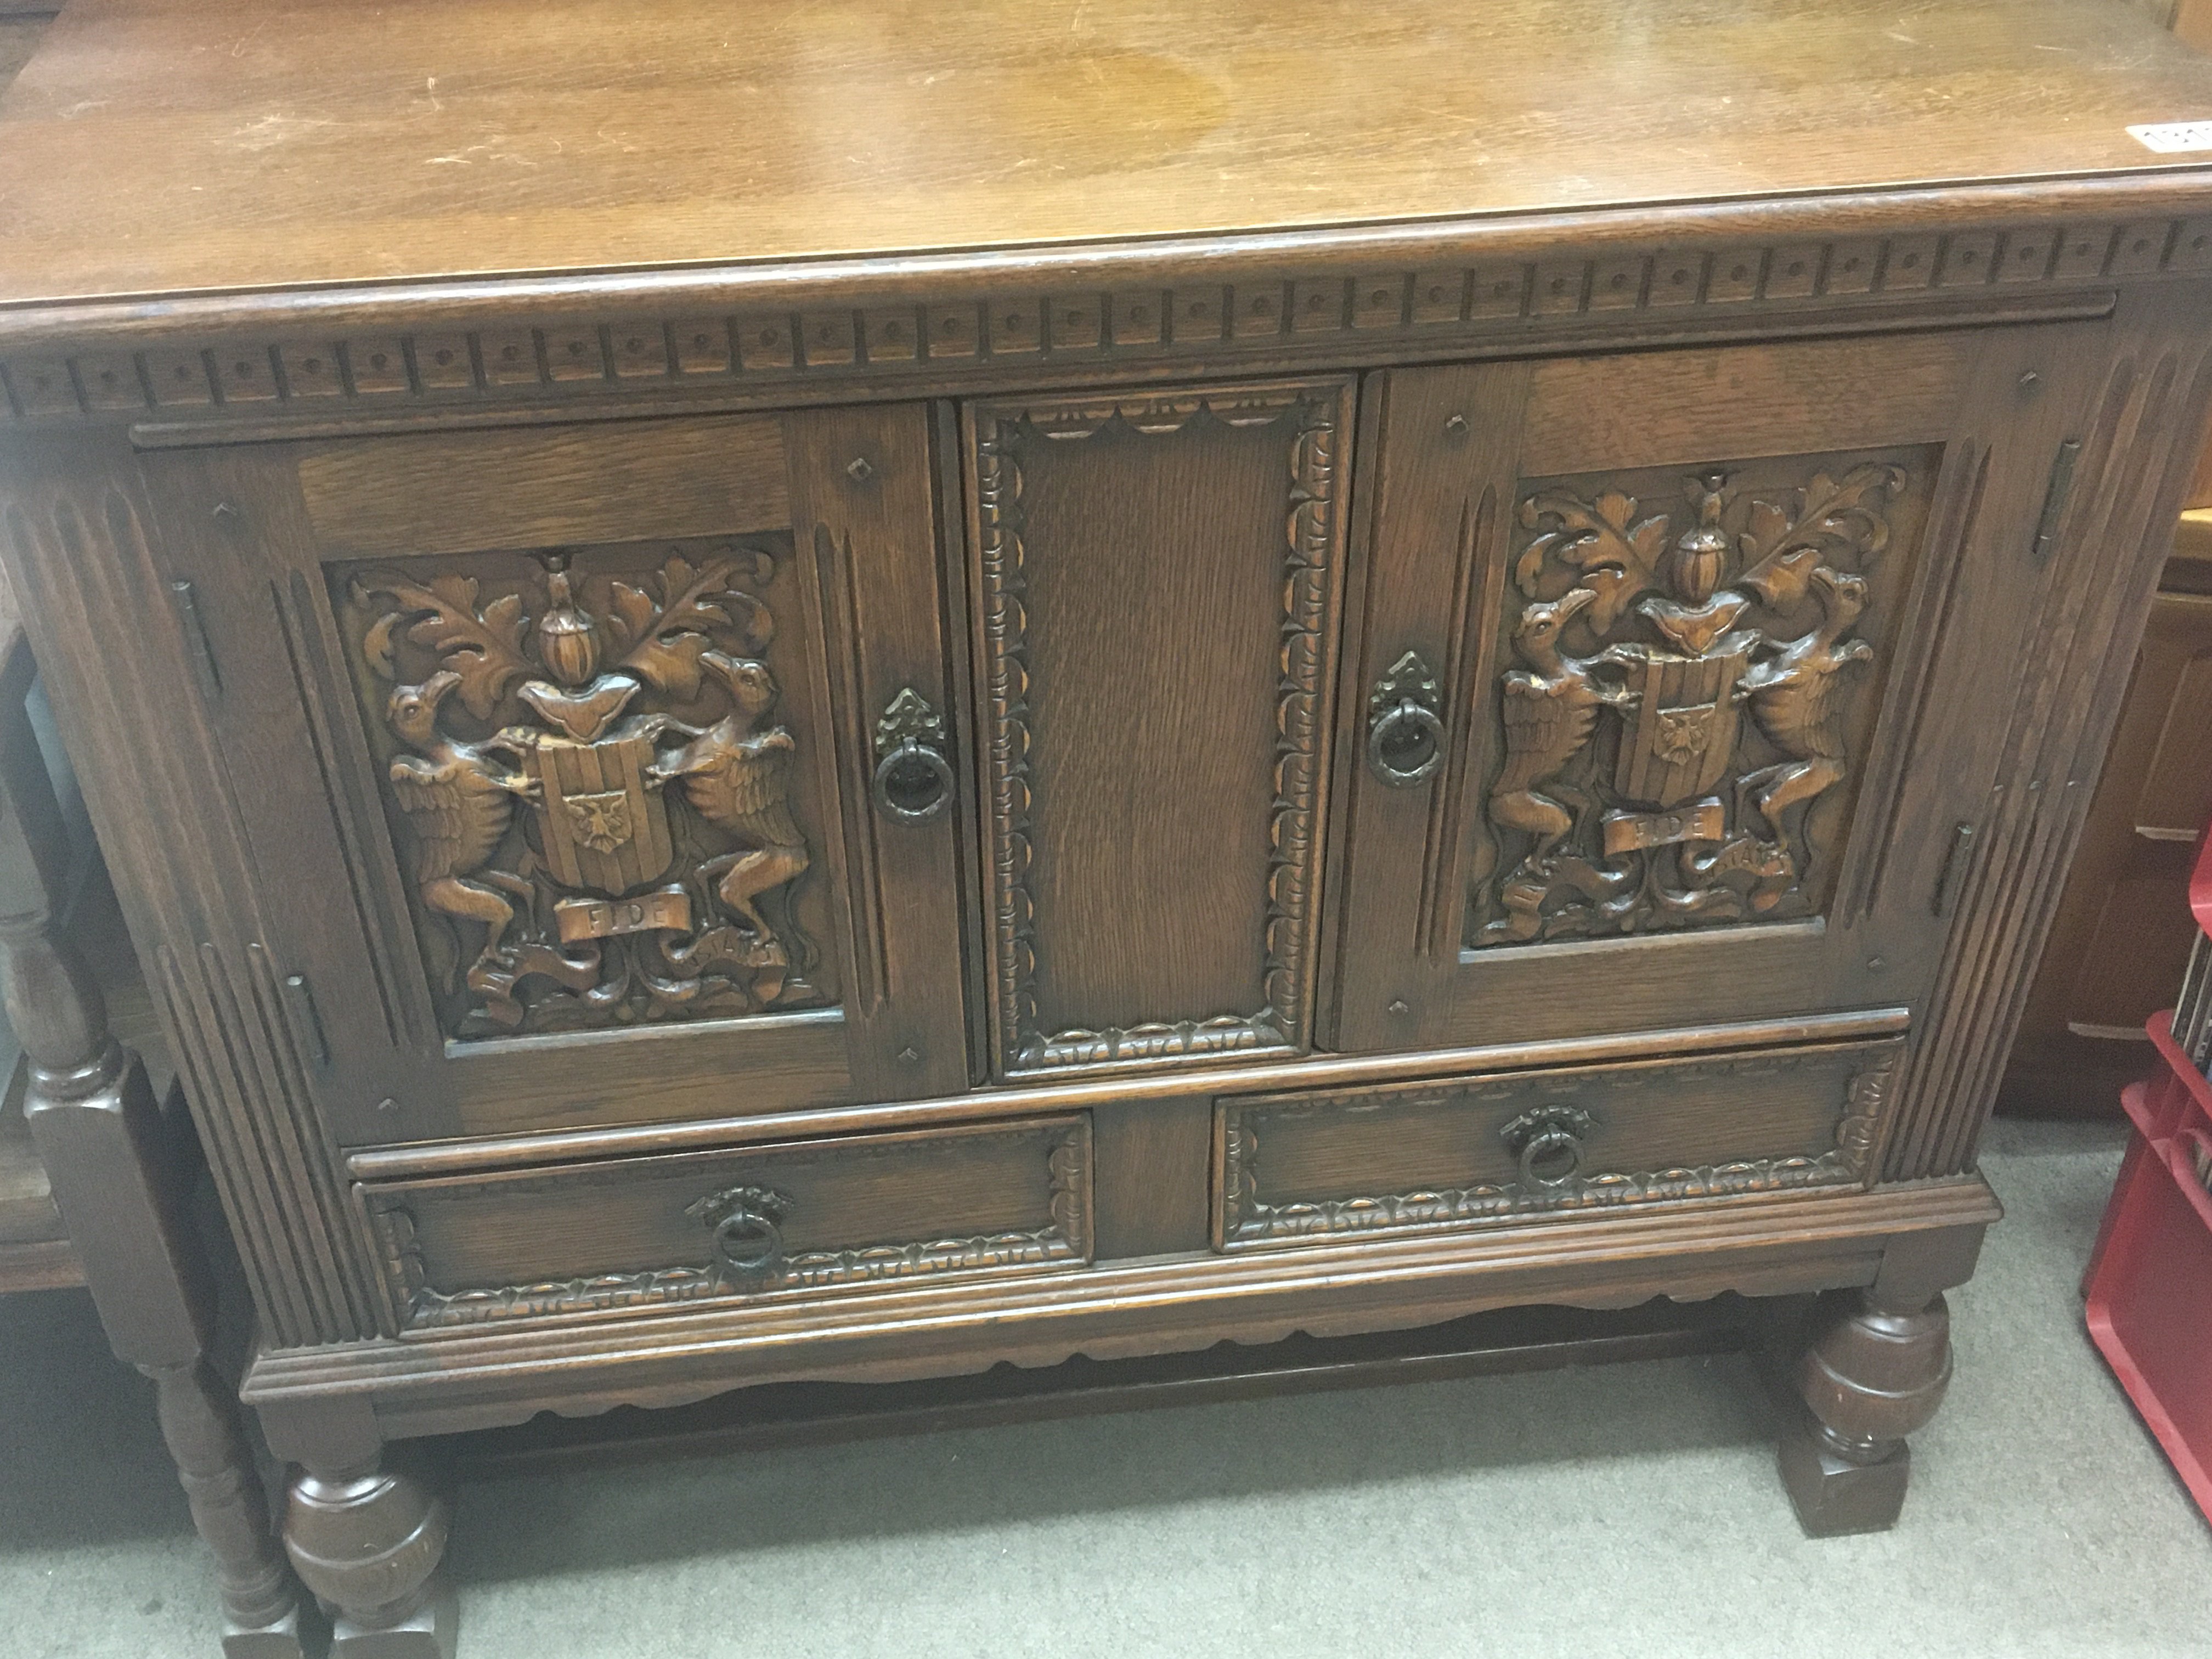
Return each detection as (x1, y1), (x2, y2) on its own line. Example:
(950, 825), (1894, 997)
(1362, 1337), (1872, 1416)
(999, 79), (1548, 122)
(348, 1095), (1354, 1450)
(128, 408), (972, 1144)
(1329, 325), (2106, 1053)
(962, 379), (1352, 1080)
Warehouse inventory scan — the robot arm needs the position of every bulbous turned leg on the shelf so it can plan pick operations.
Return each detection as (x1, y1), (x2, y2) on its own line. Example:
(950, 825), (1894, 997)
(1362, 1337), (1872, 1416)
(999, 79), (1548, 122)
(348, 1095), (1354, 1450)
(285, 1460), (456, 1659)
(1778, 1288), (1953, 1536)
(147, 1359), (307, 1657)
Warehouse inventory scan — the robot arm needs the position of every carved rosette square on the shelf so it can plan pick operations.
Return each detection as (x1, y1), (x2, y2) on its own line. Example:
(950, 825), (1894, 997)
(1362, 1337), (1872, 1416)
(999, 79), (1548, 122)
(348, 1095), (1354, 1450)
(334, 537), (834, 1037)
(1470, 447), (1937, 948)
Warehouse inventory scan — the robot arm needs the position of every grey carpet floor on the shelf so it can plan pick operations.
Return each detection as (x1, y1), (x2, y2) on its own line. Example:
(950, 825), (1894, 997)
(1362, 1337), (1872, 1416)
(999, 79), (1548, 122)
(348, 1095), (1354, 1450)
(3, 1116), (2206, 1658)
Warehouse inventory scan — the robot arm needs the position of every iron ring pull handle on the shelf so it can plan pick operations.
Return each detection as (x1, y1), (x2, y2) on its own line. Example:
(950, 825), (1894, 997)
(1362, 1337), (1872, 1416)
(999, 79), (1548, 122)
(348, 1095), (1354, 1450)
(1366, 650), (1446, 788)
(687, 1186), (792, 1280)
(872, 687), (955, 823)
(1502, 1106), (1597, 1191)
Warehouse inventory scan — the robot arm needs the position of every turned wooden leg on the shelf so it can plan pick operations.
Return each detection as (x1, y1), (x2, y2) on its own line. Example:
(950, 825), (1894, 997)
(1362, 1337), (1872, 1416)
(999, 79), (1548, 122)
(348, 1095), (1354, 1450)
(285, 1458), (457, 1659)
(1, 678), (307, 1655)
(149, 1358), (307, 1656)
(1777, 1287), (1954, 1536)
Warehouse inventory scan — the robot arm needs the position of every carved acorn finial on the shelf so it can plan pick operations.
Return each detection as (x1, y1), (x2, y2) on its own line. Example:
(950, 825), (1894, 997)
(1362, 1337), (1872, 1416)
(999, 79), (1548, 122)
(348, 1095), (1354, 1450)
(1673, 472), (1731, 604)
(533, 550), (600, 687)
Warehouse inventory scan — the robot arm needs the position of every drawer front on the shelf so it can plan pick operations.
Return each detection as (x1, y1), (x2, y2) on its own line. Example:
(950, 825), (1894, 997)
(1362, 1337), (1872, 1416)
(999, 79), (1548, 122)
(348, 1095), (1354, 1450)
(1214, 1040), (1899, 1250)
(361, 1114), (1090, 1332)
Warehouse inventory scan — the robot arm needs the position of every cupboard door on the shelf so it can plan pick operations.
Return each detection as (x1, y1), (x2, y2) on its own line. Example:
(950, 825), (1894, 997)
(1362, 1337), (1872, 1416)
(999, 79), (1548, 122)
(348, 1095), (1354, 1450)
(1330, 326), (2100, 1052)
(133, 408), (971, 1143)
(963, 380), (1353, 1080)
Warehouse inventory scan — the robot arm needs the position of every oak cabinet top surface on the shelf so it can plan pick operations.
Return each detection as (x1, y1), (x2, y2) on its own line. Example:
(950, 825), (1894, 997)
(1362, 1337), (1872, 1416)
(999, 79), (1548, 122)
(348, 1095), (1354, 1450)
(4, 0), (2212, 310)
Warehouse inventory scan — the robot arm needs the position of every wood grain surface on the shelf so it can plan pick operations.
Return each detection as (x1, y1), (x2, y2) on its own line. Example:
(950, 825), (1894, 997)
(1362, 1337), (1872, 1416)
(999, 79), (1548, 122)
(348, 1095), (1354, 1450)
(3, 0), (2212, 305)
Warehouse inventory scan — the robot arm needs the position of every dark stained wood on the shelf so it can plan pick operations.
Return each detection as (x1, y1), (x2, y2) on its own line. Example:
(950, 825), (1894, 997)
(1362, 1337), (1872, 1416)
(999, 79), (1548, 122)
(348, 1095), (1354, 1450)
(439, 1295), (1774, 1472)
(241, 1177), (2002, 1441)
(285, 1458), (456, 1659)
(3, 0), (2212, 307)
(2000, 585), (2212, 1114)
(1881, 279), (2212, 1180)
(1090, 1098), (1212, 1260)
(964, 381), (1350, 1078)
(1996, 413), (2212, 1119)
(1517, 334), (1973, 477)
(295, 415), (792, 557)
(1216, 1040), (1898, 1251)
(4, 4), (2212, 1628)
(1329, 324), (2075, 1056)
(343, 1006), (1915, 1179)
(0, 575), (307, 1649)
(40, 407), (972, 1149)
(1777, 1285), (1953, 1536)
(0, 579), (70, 1263)
(0, 867), (165, 1276)
(783, 402), (974, 1102)
(358, 1114), (1091, 1333)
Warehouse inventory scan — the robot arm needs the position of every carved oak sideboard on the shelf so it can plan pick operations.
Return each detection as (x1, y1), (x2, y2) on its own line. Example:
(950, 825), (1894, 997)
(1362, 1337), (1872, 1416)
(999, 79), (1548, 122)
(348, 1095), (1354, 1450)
(7, 1), (2212, 1652)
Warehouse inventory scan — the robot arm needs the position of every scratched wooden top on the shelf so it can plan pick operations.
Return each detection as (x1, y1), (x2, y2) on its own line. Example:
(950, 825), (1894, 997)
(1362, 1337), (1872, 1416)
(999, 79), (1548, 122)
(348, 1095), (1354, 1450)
(2, 0), (2212, 307)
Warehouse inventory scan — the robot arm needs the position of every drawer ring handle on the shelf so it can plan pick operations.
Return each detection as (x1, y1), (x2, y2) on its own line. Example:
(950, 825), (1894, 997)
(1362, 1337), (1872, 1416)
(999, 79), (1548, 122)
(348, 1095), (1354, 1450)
(873, 687), (955, 823)
(686, 1185), (793, 1280)
(1367, 651), (1446, 788)
(1502, 1106), (1597, 1191)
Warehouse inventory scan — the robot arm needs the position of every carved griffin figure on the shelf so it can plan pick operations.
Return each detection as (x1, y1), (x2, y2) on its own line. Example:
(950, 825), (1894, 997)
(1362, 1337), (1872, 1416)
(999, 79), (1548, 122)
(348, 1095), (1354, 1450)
(383, 670), (539, 990)
(1491, 586), (1626, 875)
(1476, 459), (1910, 946)
(652, 651), (811, 963)
(1740, 566), (1876, 856)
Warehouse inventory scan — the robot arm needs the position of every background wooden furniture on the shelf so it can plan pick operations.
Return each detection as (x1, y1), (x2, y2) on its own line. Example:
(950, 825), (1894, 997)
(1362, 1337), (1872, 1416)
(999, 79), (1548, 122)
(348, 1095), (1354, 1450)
(0, 16), (308, 1655)
(0, 576), (306, 1656)
(1999, 477), (2212, 1115)
(1997, 267), (2212, 1114)
(8, 3), (2212, 1652)
(1991, 0), (2212, 1123)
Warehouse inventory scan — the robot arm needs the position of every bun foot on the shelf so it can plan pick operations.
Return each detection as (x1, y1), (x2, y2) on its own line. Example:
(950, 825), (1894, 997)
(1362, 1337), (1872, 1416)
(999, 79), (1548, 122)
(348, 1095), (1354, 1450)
(285, 1462), (458, 1659)
(328, 1582), (457, 1659)
(1776, 1288), (1951, 1536)
(1778, 1411), (1914, 1536)
(221, 1603), (314, 1659)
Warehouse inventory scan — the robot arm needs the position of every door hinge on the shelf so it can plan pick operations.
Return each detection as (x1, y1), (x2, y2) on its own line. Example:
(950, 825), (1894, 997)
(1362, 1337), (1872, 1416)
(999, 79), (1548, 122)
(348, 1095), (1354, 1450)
(283, 972), (331, 1068)
(1931, 822), (1977, 918)
(2030, 438), (2083, 566)
(168, 579), (223, 696)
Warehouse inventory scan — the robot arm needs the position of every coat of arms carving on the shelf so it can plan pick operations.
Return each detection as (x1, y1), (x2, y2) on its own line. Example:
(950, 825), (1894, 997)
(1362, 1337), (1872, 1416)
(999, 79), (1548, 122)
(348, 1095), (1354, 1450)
(1471, 450), (1931, 947)
(343, 540), (826, 1036)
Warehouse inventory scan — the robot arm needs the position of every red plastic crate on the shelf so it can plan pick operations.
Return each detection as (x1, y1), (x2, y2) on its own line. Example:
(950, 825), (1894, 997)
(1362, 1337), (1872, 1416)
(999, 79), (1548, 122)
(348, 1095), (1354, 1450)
(2084, 1043), (2212, 1527)
(2141, 1011), (2212, 1142)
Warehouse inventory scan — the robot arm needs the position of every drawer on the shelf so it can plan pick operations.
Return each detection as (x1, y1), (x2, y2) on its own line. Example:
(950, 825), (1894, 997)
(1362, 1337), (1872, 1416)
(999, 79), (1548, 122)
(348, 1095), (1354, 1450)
(1213, 1039), (1899, 1250)
(360, 1115), (1091, 1332)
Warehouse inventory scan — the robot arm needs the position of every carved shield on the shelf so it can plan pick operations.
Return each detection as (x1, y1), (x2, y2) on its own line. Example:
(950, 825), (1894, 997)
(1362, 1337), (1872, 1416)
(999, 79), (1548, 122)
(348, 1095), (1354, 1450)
(1612, 644), (1751, 809)
(532, 733), (675, 895)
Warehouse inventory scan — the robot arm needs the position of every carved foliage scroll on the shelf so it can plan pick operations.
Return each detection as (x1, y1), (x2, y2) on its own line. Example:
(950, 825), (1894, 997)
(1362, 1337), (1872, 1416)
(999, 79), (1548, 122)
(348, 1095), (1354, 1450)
(1469, 448), (1935, 947)
(337, 539), (830, 1038)
(974, 388), (1340, 1074)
